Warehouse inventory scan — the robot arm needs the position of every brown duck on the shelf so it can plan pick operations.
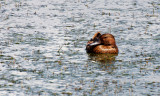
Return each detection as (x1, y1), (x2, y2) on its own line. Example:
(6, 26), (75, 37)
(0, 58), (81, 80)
(86, 32), (118, 54)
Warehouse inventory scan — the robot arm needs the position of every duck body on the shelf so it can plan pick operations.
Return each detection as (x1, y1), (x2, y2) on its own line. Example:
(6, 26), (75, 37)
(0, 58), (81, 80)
(86, 32), (118, 54)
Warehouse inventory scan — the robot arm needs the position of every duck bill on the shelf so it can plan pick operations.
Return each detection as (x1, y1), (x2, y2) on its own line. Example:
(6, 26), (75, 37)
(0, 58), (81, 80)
(88, 41), (101, 46)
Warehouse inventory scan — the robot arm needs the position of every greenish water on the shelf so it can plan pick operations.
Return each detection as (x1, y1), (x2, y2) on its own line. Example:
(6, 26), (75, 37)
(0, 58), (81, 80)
(0, 0), (160, 96)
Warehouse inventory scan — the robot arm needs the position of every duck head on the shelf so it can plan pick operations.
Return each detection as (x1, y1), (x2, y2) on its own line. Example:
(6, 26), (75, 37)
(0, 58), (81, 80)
(88, 33), (116, 47)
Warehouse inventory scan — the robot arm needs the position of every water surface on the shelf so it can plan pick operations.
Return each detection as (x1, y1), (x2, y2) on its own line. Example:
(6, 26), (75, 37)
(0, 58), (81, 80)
(0, 0), (160, 95)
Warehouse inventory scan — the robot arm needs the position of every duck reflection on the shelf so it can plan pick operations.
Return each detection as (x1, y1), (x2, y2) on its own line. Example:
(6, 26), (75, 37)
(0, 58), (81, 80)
(88, 53), (118, 71)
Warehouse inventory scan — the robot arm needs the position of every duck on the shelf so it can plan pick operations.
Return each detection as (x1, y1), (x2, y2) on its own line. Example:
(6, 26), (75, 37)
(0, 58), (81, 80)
(86, 32), (118, 54)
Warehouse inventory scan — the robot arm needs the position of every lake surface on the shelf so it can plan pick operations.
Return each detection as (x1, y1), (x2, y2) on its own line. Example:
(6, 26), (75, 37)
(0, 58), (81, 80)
(0, 0), (160, 95)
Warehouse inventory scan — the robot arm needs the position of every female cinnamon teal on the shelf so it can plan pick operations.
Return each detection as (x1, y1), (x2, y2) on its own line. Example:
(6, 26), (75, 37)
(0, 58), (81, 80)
(86, 32), (118, 54)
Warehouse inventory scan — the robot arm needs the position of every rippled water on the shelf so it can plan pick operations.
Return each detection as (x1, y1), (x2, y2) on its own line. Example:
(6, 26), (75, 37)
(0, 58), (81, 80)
(0, 0), (160, 96)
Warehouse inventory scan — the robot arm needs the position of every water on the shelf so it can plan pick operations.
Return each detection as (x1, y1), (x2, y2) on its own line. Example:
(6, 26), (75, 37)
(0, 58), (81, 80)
(0, 0), (160, 95)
